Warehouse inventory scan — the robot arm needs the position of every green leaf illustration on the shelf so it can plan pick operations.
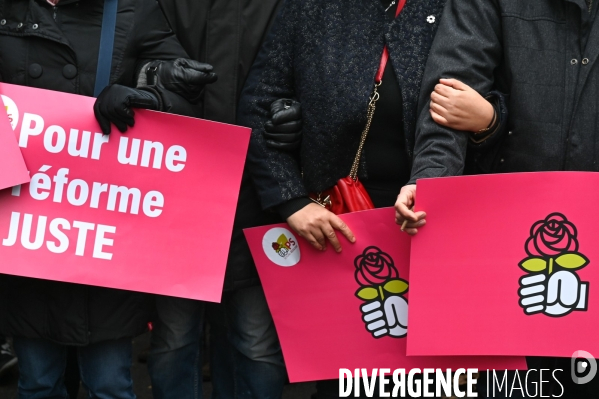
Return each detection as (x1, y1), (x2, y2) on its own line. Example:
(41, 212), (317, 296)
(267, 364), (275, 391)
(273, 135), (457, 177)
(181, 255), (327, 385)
(383, 279), (409, 295)
(519, 257), (547, 273)
(356, 287), (379, 300)
(555, 253), (589, 270)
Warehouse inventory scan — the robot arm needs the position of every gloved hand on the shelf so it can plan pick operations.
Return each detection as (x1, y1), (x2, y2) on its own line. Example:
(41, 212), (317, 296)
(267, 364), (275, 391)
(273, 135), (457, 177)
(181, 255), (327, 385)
(147, 58), (217, 104)
(94, 84), (160, 135)
(264, 99), (302, 150)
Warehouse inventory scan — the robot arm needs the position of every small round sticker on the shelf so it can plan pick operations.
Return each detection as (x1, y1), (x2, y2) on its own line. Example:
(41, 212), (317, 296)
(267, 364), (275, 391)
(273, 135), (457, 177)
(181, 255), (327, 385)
(1, 95), (19, 130)
(262, 227), (301, 267)
(427, 15), (436, 24)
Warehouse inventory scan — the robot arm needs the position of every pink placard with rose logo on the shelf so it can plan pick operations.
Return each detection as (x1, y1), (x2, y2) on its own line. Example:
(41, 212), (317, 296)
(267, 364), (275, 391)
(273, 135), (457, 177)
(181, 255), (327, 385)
(244, 208), (525, 383)
(408, 172), (599, 357)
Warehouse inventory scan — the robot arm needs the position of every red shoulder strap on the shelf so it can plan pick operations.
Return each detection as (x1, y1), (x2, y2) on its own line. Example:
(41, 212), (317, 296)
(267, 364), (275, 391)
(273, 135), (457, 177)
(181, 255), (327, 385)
(375, 0), (408, 83)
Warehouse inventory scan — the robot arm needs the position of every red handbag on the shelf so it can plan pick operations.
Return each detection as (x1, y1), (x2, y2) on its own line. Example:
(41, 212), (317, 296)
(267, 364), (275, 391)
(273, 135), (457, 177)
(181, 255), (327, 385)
(308, 87), (379, 215)
(310, 177), (375, 215)
(309, 0), (406, 215)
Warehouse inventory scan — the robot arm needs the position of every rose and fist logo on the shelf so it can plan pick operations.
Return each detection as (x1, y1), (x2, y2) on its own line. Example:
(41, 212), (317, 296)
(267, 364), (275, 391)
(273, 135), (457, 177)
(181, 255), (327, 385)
(355, 246), (408, 338)
(518, 213), (589, 317)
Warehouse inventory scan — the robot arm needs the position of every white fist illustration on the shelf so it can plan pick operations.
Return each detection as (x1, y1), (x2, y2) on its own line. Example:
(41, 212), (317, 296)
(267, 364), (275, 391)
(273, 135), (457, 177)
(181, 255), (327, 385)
(545, 270), (588, 316)
(361, 296), (408, 338)
(519, 271), (588, 316)
(518, 274), (547, 315)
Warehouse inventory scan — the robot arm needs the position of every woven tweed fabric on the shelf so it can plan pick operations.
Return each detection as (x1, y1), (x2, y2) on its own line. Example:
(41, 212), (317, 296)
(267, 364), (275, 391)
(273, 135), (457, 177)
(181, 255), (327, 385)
(240, 0), (446, 209)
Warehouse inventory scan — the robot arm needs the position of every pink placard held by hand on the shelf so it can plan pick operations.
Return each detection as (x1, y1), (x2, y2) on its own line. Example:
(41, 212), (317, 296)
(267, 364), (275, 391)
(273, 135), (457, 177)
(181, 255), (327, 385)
(0, 83), (250, 302)
(245, 207), (525, 383)
(409, 173), (599, 358)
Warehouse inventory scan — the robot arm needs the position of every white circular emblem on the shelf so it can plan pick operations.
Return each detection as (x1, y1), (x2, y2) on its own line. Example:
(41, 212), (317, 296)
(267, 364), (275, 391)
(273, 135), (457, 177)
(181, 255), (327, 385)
(427, 15), (436, 24)
(262, 227), (301, 267)
(1, 95), (19, 130)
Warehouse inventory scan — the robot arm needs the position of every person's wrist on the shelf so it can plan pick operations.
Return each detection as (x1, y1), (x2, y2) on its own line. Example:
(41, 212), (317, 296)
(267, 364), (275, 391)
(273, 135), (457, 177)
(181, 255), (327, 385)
(137, 86), (162, 111)
(278, 197), (312, 220)
(472, 100), (496, 133)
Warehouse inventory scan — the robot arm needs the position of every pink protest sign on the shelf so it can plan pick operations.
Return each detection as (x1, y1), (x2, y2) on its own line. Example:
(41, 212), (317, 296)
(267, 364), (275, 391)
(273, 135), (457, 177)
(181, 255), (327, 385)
(0, 91), (29, 189)
(0, 83), (250, 302)
(408, 172), (599, 357)
(244, 208), (525, 383)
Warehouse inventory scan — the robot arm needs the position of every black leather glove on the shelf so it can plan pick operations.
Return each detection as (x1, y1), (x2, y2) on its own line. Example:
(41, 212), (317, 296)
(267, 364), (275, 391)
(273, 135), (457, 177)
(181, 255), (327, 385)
(147, 58), (217, 104)
(264, 99), (302, 150)
(94, 84), (160, 135)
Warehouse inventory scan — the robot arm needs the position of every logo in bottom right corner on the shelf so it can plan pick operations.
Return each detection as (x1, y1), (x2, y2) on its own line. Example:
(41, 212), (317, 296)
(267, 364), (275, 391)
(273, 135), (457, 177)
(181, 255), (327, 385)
(518, 213), (590, 317)
(572, 350), (597, 384)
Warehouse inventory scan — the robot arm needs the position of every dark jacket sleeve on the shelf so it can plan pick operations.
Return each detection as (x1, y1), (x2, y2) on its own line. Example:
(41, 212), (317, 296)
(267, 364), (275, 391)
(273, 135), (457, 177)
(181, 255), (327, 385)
(469, 90), (509, 152)
(237, 0), (306, 211)
(133, 0), (189, 61)
(409, 0), (504, 184)
(133, 0), (201, 118)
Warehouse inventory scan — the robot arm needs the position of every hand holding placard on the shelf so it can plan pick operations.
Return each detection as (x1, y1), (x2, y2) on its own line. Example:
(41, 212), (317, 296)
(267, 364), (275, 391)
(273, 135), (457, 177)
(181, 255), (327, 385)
(394, 184), (425, 235)
(245, 207), (526, 382)
(408, 173), (599, 358)
(0, 83), (250, 301)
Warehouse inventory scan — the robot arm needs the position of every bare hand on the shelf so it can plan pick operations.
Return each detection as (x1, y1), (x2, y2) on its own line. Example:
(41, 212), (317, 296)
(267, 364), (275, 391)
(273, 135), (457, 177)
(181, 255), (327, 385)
(430, 78), (494, 133)
(287, 203), (356, 252)
(394, 185), (426, 236)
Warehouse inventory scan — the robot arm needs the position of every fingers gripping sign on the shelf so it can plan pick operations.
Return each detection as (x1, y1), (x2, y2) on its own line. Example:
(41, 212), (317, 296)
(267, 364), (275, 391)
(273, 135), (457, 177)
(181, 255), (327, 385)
(286, 203), (355, 252)
(395, 184), (426, 235)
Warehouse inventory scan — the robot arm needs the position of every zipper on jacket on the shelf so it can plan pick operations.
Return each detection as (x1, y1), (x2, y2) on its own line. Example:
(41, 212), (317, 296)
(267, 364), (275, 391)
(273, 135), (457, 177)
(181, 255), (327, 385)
(53, 6), (57, 21)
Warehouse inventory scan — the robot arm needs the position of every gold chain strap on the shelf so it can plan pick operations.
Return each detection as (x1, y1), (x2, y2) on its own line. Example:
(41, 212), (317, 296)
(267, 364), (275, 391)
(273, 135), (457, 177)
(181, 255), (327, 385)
(349, 81), (382, 180)
(309, 80), (382, 208)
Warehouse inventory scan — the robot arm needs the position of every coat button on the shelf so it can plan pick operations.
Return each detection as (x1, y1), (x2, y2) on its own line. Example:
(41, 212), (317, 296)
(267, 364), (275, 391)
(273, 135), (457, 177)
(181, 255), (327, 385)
(508, 131), (513, 136)
(582, 58), (590, 65)
(62, 64), (78, 79)
(500, 158), (505, 163)
(571, 58), (578, 65)
(0, 20), (6, 26)
(32, 24), (39, 30)
(28, 63), (43, 79)
(17, 22), (23, 28)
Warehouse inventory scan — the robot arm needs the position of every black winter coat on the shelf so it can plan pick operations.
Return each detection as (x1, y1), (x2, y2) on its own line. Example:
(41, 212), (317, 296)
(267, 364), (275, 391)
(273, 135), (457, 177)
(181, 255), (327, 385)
(159, 0), (284, 291)
(238, 0), (446, 211)
(410, 0), (599, 182)
(0, 0), (191, 345)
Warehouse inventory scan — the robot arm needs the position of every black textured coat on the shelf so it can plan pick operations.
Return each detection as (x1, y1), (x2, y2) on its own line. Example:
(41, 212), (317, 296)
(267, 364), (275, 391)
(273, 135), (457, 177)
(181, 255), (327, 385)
(0, 0), (191, 345)
(410, 0), (599, 182)
(159, 0), (284, 291)
(238, 0), (446, 210)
